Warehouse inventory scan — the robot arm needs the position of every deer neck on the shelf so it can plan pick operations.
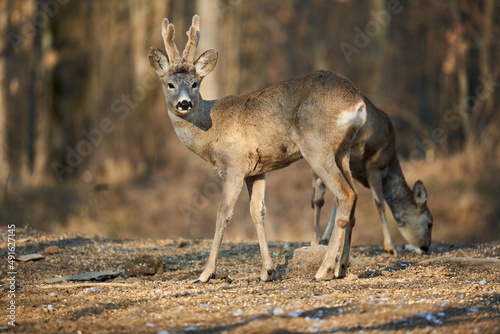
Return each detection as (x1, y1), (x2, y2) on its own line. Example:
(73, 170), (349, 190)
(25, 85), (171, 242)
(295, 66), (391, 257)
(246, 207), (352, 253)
(168, 97), (216, 156)
(382, 158), (413, 225)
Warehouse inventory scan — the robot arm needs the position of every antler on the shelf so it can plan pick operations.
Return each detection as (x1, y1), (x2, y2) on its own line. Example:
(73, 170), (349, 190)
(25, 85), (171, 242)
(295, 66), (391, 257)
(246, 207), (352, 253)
(162, 18), (181, 64)
(182, 15), (201, 63)
(160, 15), (200, 66)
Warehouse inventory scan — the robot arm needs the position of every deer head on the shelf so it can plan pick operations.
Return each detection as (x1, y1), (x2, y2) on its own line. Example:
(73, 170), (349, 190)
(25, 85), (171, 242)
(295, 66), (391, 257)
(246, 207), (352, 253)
(148, 15), (218, 116)
(397, 180), (432, 253)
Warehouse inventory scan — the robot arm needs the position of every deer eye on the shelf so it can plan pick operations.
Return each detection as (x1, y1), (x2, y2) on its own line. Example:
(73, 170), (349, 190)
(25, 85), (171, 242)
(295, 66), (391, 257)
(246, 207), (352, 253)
(167, 83), (175, 89)
(192, 82), (198, 89)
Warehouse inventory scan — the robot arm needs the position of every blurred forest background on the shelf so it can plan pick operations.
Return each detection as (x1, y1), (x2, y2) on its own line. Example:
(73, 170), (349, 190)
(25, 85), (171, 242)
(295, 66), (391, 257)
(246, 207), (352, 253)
(0, 0), (499, 246)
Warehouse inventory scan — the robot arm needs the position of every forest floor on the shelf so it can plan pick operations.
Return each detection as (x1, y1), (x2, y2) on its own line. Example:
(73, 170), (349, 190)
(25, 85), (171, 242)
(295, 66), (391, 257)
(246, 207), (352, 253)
(0, 228), (499, 333)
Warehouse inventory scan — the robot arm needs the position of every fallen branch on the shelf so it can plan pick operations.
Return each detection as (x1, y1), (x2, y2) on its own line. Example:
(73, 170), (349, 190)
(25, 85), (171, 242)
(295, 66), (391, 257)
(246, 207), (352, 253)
(38, 282), (138, 289)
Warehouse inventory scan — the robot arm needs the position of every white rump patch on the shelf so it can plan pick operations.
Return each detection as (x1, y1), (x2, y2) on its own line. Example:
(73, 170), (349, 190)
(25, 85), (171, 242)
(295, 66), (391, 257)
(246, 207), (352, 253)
(338, 100), (367, 127)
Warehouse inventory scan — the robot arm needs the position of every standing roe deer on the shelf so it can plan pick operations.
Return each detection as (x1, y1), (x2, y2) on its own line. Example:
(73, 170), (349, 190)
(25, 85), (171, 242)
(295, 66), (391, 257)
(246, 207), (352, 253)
(311, 97), (432, 255)
(148, 15), (366, 282)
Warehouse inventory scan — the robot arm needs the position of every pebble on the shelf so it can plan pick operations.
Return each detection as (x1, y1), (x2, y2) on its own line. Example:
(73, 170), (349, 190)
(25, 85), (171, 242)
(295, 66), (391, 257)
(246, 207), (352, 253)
(270, 307), (283, 316)
(287, 246), (327, 278)
(310, 295), (325, 299)
(125, 255), (165, 276)
(176, 240), (188, 248)
(44, 246), (60, 255)
(345, 273), (358, 281)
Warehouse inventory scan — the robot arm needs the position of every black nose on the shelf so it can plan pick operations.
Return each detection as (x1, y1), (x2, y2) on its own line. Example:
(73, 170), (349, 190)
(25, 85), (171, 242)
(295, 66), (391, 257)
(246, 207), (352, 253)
(176, 100), (193, 111)
(420, 246), (429, 253)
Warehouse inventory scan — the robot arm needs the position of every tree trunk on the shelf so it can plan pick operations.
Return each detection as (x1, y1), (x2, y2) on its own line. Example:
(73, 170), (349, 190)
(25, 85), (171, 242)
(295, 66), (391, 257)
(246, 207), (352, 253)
(369, 0), (388, 106)
(196, 0), (220, 100)
(450, 0), (470, 144)
(0, 1), (9, 184)
(474, 0), (495, 147)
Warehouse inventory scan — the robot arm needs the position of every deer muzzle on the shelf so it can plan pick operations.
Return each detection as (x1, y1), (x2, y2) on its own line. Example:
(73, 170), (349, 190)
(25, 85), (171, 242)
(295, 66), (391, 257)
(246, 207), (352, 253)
(176, 100), (193, 111)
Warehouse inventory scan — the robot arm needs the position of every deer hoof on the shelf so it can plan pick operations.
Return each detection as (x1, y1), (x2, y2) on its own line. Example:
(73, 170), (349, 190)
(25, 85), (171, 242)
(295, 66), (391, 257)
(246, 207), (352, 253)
(314, 266), (331, 281)
(384, 244), (398, 257)
(195, 272), (215, 283)
(260, 269), (274, 282)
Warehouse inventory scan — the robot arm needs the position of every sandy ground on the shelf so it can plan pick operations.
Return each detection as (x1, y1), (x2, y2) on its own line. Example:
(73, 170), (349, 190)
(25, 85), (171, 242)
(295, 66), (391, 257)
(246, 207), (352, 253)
(0, 228), (499, 333)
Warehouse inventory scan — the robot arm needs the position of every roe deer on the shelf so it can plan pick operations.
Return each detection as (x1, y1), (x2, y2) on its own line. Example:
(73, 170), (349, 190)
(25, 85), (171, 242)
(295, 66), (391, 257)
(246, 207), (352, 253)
(311, 97), (432, 255)
(148, 15), (366, 282)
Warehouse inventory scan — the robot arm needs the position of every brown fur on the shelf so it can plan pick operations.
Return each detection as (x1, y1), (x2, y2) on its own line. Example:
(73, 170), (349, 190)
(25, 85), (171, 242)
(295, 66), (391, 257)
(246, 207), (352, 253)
(311, 97), (432, 255)
(149, 15), (367, 282)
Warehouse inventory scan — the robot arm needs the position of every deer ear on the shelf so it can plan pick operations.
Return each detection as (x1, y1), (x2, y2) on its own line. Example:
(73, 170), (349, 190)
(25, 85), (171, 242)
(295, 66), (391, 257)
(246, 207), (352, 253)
(195, 49), (218, 78)
(148, 46), (169, 76)
(412, 180), (427, 208)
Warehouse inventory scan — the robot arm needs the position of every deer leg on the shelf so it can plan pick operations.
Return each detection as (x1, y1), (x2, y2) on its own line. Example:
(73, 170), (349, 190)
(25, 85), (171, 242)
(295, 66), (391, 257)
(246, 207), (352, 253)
(314, 175), (335, 245)
(196, 171), (244, 283)
(303, 150), (357, 281)
(321, 200), (336, 244)
(316, 150), (358, 279)
(311, 172), (326, 246)
(246, 174), (273, 281)
(366, 168), (397, 256)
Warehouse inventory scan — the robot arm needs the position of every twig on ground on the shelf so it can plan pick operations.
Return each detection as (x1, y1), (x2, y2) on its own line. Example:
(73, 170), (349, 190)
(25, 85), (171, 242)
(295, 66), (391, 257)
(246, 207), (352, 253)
(38, 282), (138, 289)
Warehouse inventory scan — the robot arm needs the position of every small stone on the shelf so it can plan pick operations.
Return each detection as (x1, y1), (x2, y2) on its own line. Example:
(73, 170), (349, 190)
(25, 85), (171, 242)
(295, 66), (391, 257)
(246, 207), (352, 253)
(44, 246), (60, 255)
(125, 255), (165, 277)
(286, 246), (328, 278)
(345, 273), (358, 281)
(285, 246), (359, 279)
(176, 239), (188, 248)
(288, 310), (301, 317)
(270, 307), (283, 316)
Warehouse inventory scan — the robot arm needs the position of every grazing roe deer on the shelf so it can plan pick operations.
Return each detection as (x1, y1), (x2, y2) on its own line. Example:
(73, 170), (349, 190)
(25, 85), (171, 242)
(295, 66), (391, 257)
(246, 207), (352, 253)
(148, 15), (366, 282)
(311, 97), (432, 255)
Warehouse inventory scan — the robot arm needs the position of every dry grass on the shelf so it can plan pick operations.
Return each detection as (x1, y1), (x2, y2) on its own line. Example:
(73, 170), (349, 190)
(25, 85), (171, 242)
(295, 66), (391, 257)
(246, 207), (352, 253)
(2, 147), (499, 246)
